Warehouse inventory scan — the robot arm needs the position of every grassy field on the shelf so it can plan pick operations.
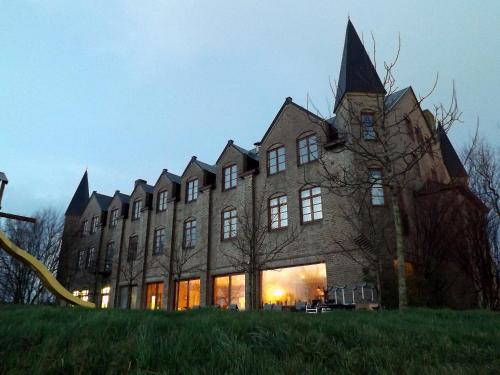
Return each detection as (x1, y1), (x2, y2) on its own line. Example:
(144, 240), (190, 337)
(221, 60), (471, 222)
(0, 305), (499, 375)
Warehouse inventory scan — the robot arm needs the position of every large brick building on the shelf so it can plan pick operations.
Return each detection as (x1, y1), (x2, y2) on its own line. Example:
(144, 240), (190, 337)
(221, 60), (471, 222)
(58, 21), (480, 310)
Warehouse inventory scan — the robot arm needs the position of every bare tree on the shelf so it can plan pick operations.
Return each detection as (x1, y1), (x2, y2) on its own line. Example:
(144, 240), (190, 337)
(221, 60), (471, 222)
(305, 34), (460, 309)
(220, 185), (300, 310)
(0, 208), (63, 304)
(460, 136), (500, 308)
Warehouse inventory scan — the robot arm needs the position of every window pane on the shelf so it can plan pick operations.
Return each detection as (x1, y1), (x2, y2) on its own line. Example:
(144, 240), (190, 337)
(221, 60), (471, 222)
(188, 279), (200, 308)
(262, 263), (327, 306)
(214, 276), (230, 308)
(301, 189), (310, 198)
(230, 274), (245, 310)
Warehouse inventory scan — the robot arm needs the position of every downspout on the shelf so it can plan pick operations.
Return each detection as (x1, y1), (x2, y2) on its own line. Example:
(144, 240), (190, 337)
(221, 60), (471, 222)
(205, 186), (213, 306)
(113, 211), (127, 307)
(93, 211), (107, 306)
(140, 200), (153, 308)
(167, 197), (177, 311)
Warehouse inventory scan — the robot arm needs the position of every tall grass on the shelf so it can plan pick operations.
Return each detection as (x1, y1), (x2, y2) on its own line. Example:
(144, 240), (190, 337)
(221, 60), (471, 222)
(0, 305), (498, 374)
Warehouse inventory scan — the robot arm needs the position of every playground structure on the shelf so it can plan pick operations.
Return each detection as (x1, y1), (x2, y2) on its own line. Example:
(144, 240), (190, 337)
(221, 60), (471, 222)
(0, 172), (95, 308)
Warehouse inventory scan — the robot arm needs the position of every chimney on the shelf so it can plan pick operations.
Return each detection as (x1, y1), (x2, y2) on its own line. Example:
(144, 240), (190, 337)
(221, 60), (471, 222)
(254, 142), (261, 153)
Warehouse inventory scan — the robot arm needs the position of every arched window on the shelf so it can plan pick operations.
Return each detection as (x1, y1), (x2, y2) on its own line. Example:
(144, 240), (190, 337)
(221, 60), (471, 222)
(269, 194), (288, 230)
(361, 111), (376, 140)
(221, 207), (237, 240)
(183, 218), (197, 248)
(157, 190), (168, 212)
(153, 227), (167, 254)
(267, 144), (286, 175)
(297, 133), (318, 165)
(300, 186), (323, 223)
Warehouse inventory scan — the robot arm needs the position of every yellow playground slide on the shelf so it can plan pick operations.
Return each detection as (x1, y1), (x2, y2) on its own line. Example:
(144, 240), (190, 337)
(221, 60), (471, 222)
(0, 229), (95, 308)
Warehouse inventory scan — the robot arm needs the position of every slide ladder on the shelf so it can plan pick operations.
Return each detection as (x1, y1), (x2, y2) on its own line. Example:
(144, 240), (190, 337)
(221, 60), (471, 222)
(0, 229), (95, 308)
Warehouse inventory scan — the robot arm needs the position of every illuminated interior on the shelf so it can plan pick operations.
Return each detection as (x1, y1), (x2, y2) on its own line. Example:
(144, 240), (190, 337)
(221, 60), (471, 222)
(72, 290), (79, 297)
(80, 289), (89, 302)
(146, 282), (164, 310)
(175, 279), (200, 310)
(213, 274), (245, 310)
(261, 263), (327, 306)
(101, 286), (111, 308)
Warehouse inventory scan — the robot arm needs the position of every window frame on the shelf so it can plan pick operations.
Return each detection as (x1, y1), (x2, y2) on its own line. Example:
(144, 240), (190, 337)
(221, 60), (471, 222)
(153, 227), (167, 255)
(212, 273), (245, 310)
(131, 199), (142, 221)
(221, 208), (237, 240)
(104, 241), (114, 273)
(86, 247), (95, 270)
(223, 164), (238, 191)
(297, 133), (319, 166)
(267, 145), (286, 176)
(361, 111), (376, 140)
(81, 219), (89, 237)
(109, 208), (119, 228)
(299, 186), (323, 224)
(183, 218), (197, 248)
(369, 168), (385, 206)
(157, 190), (168, 212)
(77, 249), (86, 270)
(90, 215), (99, 234)
(268, 194), (288, 231)
(175, 278), (201, 310)
(186, 178), (199, 203)
(127, 235), (138, 262)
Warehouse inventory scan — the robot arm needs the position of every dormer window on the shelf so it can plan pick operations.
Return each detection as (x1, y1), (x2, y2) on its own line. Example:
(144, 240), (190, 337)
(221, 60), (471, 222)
(267, 146), (286, 175)
(157, 190), (168, 212)
(223, 165), (238, 190)
(90, 215), (99, 234)
(298, 134), (318, 165)
(132, 199), (142, 220)
(109, 208), (119, 228)
(361, 113), (376, 140)
(186, 179), (199, 203)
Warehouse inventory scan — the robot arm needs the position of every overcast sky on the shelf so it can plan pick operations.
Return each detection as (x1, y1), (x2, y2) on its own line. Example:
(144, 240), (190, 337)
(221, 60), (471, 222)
(1, 1), (499, 216)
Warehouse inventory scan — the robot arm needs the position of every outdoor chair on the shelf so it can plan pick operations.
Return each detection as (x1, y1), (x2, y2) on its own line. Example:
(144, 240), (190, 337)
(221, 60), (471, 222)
(295, 301), (307, 312)
(228, 304), (239, 311)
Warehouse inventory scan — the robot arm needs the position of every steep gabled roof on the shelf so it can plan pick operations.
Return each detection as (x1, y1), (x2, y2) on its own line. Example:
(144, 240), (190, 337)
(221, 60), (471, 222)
(153, 169), (182, 188)
(216, 140), (259, 164)
(437, 125), (468, 179)
(334, 20), (386, 112)
(182, 156), (217, 177)
(385, 87), (411, 111)
(260, 97), (325, 145)
(113, 191), (130, 204)
(65, 171), (89, 216)
(94, 192), (113, 211)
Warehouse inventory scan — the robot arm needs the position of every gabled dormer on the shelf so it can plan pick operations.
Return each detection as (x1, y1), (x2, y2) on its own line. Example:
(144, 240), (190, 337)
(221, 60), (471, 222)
(128, 179), (154, 221)
(181, 156), (216, 203)
(107, 190), (130, 228)
(153, 169), (181, 211)
(216, 140), (259, 191)
(80, 190), (113, 235)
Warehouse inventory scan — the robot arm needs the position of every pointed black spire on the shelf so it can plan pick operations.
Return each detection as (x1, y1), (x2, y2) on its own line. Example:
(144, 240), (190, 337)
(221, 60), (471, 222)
(334, 20), (386, 112)
(65, 171), (89, 216)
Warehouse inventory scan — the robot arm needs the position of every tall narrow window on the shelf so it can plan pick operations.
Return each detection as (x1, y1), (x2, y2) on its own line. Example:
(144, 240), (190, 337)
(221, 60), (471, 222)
(153, 227), (167, 254)
(213, 274), (245, 310)
(269, 195), (288, 229)
(109, 208), (119, 228)
(81, 219), (88, 236)
(300, 187), (323, 223)
(146, 282), (164, 310)
(223, 165), (238, 190)
(104, 242), (114, 272)
(86, 247), (95, 270)
(186, 179), (199, 202)
(222, 208), (237, 240)
(132, 199), (142, 220)
(183, 219), (197, 248)
(267, 146), (286, 175)
(77, 249), (86, 270)
(369, 169), (385, 206)
(128, 235), (138, 261)
(361, 113), (376, 140)
(157, 190), (168, 211)
(175, 279), (200, 310)
(90, 215), (99, 234)
(101, 286), (111, 308)
(298, 134), (318, 165)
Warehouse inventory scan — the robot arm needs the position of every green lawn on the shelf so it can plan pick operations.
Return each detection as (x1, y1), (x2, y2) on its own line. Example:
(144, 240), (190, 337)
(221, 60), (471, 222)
(0, 305), (499, 374)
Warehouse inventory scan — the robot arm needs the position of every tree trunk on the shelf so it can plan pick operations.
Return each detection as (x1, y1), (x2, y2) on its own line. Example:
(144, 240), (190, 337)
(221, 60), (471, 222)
(390, 191), (408, 309)
(248, 270), (258, 311)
